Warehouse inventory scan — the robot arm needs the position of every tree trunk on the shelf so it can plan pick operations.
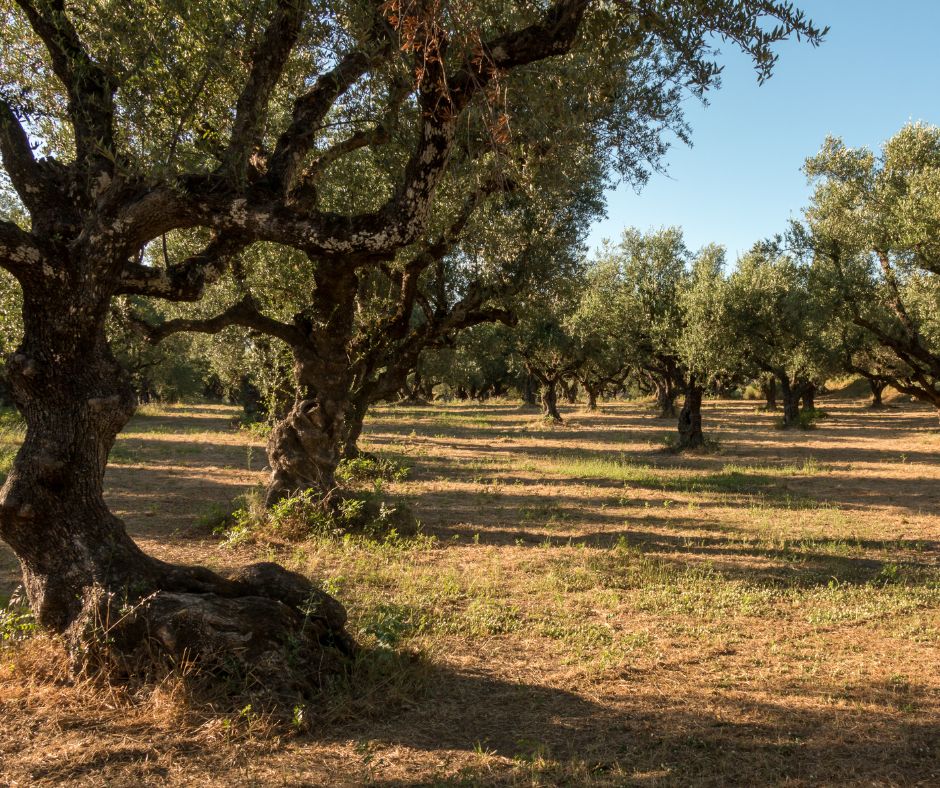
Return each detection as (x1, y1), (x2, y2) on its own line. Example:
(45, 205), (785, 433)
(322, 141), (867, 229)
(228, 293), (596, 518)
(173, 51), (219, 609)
(676, 384), (704, 449)
(585, 385), (599, 411)
(800, 381), (816, 413)
(655, 379), (677, 419)
(3, 311), (148, 633)
(340, 399), (369, 460)
(522, 374), (538, 407)
(562, 379), (578, 404)
(761, 376), (778, 410)
(541, 380), (562, 423)
(779, 376), (800, 427)
(870, 378), (887, 408)
(265, 264), (359, 507)
(1, 286), (351, 695)
(418, 377), (435, 402)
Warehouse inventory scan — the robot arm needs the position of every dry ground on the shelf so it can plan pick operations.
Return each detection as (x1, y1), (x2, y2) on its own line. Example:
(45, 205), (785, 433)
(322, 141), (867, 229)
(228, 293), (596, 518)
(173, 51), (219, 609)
(1, 390), (939, 786)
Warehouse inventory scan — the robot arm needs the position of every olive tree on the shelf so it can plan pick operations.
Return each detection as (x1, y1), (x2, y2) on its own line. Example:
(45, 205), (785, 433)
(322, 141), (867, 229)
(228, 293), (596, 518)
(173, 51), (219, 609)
(724, 240), (836, 426)
(805, 124), (940, 418)
(672, 244), (740, 447)
(567, 256), (633, 410)
(605, 230), (735, 447)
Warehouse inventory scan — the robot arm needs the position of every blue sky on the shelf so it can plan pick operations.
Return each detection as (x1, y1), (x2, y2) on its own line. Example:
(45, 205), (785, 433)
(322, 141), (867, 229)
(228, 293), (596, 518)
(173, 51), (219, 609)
(586, 0), (940, 261)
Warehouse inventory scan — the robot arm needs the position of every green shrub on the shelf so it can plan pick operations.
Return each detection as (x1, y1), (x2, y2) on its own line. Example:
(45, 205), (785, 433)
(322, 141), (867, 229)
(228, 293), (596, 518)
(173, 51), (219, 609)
(798, 408), (828, 429)
(217, 487), (416, 545)
(742, 383), (762, 401)
(0, 586), (35, 642)
(336, 455), (410, 484)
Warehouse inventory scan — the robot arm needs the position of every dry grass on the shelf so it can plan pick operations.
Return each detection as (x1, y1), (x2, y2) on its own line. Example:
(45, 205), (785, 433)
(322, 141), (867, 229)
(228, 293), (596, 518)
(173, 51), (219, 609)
(1, 393), (939, 785)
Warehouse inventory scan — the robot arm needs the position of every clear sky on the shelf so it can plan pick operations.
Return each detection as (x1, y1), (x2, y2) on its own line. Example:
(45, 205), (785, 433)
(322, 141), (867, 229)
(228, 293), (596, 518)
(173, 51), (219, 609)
(586, 0), (940, 261)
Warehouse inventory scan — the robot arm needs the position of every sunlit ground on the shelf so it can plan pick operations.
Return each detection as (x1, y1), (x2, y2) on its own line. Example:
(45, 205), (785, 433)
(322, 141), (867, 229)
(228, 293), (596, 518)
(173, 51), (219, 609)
(1, 392), (938, 785)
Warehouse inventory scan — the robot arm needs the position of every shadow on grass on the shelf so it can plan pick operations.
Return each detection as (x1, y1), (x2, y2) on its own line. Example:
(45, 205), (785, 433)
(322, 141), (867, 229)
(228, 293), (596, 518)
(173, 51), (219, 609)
(315, 652), (939, 786)
(11, 636), (937, 785)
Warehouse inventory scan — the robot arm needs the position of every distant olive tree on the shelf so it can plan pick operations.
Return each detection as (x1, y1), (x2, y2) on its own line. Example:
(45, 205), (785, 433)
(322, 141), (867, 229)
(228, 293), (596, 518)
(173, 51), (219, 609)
(805, 124), (940, 419)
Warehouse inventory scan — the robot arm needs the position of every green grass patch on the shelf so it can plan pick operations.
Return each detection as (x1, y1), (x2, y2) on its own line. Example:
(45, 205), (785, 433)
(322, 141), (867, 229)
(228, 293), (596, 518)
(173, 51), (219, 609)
(546, 454), (825, 497)
(0, 408), (24, 482)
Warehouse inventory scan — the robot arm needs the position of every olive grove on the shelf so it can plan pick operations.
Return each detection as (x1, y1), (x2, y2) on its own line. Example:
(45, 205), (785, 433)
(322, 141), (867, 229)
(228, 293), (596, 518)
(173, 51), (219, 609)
(0, 0), (822, 691)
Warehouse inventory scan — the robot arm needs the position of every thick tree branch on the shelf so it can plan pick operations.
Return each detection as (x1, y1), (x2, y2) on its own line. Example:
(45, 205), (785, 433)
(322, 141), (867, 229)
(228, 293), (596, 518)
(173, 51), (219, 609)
(356, 175), (508, 358)
(853, 314), (940, 379)
(876, 251), (920, 340)
(366, 0), (587, 253)
(265, 4), (392, 194)
(14, 0), (115, 174)
(223, 0), (307, 182)
(457, 0), (587, 82)
(140, 294), (302, 346)
(0, 219), (42, 278)
(117, 235), (247, 301)
(0, 98), (47, 213)
(298, 74), (411, 187)
(128, 2), (584, 259)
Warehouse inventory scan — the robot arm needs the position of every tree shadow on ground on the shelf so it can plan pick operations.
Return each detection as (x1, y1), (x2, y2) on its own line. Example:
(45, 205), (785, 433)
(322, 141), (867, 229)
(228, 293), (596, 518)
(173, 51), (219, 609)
(14, 646), (938, 786)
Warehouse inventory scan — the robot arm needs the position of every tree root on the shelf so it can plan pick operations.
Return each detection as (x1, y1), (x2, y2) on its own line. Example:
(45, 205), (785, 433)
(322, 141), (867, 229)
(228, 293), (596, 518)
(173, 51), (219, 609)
(72, 562), (354, 707)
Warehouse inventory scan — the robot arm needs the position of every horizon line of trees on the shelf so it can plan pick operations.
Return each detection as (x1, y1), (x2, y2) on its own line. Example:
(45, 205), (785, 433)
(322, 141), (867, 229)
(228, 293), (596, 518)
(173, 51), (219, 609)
(7, 122), (932, 458)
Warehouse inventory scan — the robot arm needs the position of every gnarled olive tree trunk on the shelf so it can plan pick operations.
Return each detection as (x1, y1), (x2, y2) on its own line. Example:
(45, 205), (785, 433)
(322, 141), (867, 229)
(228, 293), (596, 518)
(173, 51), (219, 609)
(561, 378), (578, 404)
(869, 378), (887, 408)
(3, 291), (147, 633)
(654, 376), (678, 419)
(676, 384), (704, 449)
(521, 374), (539, 408)
(541, 379), (562, 423)
(778, 375), (802, 427)
(584, 383), (600, 411)
(265, 265), (359, 506)
(761, 375), (778, 410)
(340, 398), (370, 461)
(800, 381), (816, 413)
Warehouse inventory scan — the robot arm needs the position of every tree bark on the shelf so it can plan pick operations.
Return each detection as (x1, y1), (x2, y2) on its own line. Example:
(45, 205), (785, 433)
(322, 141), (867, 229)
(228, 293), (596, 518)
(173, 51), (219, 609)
(585, 385), (599, 411)
(541, 380), (562, 423)
(561, 379), (578, 404)
(800, 381), (816, 413)
(521, 374), (538, 407)
(676, 384), (704, 449)
(655, 378), (678, 419)
(779, 376), (800, 427)
(340, 398), (370, 461)
(761, 376), (778, 410)
(869, 378), (887, 408)
(265, 264), (358, 506)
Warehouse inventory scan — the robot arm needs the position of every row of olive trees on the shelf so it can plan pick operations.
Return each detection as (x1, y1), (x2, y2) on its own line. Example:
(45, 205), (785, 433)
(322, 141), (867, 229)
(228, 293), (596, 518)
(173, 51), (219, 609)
(420, 123), (940, 448)
(430, 226), (835, 449)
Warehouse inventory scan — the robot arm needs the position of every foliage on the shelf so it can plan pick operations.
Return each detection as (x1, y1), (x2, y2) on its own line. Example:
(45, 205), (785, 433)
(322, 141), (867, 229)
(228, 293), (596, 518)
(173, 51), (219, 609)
(804, 123), (940, 412)
(336, 455), (410, 484)
(0, 586), (35, 642)
(721, 236), (839, 423)
(219, 487), (415, 545)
